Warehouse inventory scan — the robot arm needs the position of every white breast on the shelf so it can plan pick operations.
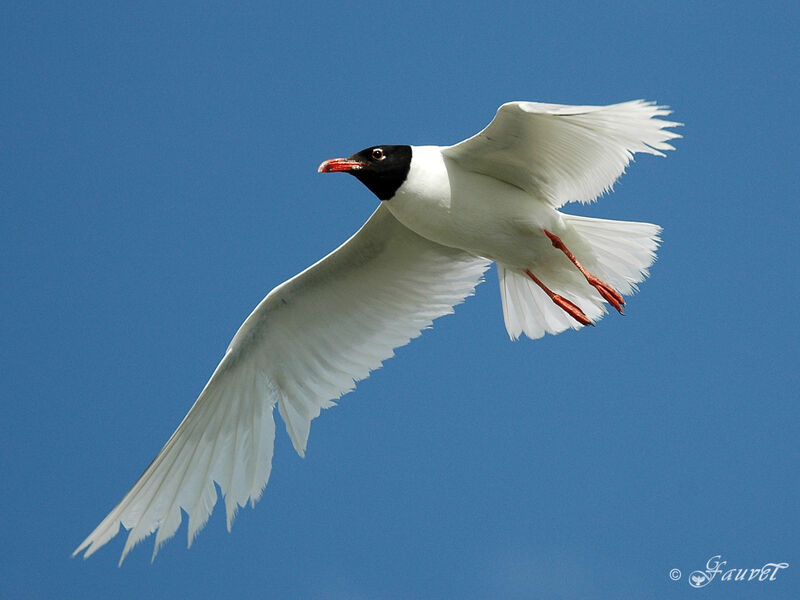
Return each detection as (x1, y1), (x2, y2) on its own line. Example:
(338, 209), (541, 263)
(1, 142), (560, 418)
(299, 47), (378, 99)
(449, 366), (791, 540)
(385, 146), (562, 267)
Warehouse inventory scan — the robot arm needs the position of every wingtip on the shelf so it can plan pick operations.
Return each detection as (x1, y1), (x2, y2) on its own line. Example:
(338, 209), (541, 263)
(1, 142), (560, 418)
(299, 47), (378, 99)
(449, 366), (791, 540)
(72, 536), (92, 560)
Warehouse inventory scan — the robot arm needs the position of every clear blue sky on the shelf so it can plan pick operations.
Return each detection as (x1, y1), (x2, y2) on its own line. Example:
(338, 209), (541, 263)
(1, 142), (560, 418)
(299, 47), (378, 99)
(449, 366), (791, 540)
(2, 2), (798, 599)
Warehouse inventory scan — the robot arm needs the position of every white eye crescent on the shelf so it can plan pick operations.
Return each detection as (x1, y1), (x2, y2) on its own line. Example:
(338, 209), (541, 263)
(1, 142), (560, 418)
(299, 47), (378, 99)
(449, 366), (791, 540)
(372, 148), (385, 160)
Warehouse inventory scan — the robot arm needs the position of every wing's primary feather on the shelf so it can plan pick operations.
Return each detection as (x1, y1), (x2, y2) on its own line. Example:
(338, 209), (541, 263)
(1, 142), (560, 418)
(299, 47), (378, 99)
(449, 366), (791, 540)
(442, 100), (681, 207)
(73, 205), (489, 564)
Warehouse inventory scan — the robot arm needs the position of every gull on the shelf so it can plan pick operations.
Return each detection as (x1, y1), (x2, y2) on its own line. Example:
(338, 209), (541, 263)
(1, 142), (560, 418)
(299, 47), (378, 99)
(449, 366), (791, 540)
(74, 100), (680, 564)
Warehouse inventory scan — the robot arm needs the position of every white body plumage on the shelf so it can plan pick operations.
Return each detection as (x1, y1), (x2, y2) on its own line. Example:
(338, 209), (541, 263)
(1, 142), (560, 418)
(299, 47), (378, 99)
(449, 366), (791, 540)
(388, 145), (564, 268)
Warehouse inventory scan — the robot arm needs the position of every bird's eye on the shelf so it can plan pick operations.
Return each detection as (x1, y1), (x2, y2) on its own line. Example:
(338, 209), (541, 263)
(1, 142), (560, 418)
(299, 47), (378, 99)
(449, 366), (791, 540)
(371, 148), (385, 160)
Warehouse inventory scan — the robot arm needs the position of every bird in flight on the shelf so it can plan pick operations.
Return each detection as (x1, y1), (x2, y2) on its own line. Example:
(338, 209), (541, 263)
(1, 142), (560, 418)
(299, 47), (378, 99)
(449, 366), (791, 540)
(74, 100), (680, 564)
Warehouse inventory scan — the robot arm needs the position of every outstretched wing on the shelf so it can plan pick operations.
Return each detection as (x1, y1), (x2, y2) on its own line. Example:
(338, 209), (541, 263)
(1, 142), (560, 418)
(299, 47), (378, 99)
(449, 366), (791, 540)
(74, 205), (490, 564)
(442, 100), (681, 207)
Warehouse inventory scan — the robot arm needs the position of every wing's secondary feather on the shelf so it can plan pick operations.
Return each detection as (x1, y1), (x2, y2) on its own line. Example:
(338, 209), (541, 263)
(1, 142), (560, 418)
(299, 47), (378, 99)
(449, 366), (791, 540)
(74, 205), (489, 564)
(442, 100), (681, 207)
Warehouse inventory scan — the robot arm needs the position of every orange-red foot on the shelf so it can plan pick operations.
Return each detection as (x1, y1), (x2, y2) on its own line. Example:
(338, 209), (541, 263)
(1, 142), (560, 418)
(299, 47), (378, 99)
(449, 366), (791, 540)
(525, 269), (594, 327)
(586, 274), (625, 314)
(543, 229), (626, 315)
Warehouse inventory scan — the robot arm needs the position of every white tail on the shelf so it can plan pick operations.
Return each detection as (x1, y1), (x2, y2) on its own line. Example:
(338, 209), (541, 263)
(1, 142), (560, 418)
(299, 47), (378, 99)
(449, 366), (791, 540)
(498, 214), (661, 340)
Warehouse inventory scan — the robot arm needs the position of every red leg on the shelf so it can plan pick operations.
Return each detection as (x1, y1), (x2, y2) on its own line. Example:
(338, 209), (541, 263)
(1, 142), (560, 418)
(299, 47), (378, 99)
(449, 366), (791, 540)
(524, 269), (594, 327)
(543, 229), (626, 314)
